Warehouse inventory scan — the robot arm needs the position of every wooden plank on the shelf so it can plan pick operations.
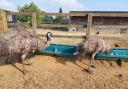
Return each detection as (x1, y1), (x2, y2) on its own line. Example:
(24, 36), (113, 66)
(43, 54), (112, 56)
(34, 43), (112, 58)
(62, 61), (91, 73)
(32, 12), (37, 35)
(37, 34), (128, 40)
(6, 12), (32, 16)
(8, 22), (81, 28)
(94, 13), (128, 17)
(94, 25), (128, 28)
(6, 12), (128, 17)
(38, 24), (81, 28)
(0, 11), (8, 32)
(8, 22), (29, 28)
(86, 14), (92, 36)
(39, 13), (87, 16)
(69, 16), (71, 25)
(6, 12), (87, 16)
(37, 34), (84, 38)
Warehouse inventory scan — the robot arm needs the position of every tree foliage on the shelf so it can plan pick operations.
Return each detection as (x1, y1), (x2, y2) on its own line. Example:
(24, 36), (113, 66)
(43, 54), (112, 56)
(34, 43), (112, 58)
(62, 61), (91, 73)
(54, 7), (68, 24)
(43, 16), (54, 24)
(17, 2), (43, 25)
(59, 7), (62, 13)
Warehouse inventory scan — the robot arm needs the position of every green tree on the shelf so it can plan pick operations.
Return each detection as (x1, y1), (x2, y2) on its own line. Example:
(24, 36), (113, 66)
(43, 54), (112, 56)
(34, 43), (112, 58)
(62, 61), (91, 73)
(43, 16), (54, 24)
(54, 7), (68, 24)
(18, 2), (43, 25)
(59, 7), (62, 13)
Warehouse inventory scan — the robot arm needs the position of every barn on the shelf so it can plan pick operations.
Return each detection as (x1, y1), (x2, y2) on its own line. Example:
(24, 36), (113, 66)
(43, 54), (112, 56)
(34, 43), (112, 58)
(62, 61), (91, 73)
(69, 11), (128, 34)
(0, 9), (17, 22)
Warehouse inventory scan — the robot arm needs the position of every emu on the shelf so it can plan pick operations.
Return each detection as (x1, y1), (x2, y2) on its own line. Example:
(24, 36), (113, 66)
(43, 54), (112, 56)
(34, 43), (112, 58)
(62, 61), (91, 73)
(0, 29), (35, 41)
(0, 30), (52, 74)
(77, 34), (110, 73)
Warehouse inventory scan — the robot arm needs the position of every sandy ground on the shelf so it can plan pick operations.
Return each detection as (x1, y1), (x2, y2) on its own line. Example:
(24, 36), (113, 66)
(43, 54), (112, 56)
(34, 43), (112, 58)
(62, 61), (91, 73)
(0, 55), (128, 89)
(0, 29), (128, 89)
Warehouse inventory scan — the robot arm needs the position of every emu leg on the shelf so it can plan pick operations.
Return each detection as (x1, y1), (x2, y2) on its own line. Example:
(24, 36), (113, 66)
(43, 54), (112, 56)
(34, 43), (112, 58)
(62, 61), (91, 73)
(32, 50), (36, 54)
(21, 53), (27, 74)
(19, 53), (31, 65)
(86, 51), (99, 73)
(25, 59), (32, 65)
(91, 52), (98, 68)
(5, 55), (11, 64)
(5, 56), (9, 64)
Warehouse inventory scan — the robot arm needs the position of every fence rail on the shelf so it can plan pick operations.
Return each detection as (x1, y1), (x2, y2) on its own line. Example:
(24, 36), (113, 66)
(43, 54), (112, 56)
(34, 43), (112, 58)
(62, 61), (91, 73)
(6, 12), (128, 17)
(5, 12), (128, 37)
(6, 12), (32, 15)
(38, 24), (81, 28)
(37, 34), (128, 40)
(94, 25), (128, 29)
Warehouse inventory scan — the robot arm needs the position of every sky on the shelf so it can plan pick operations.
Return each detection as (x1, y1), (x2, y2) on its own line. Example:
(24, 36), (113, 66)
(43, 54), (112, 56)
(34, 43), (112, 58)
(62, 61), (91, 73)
(0, 0), (128, 12)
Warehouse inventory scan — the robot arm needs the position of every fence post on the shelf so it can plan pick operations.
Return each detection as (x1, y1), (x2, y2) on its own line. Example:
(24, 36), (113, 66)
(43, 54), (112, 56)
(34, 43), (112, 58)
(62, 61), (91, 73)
(32, 12), (37, 36)
(86, 13), (92, 36)
(0, 11), (8, 32)
(68, 16), (71, 31)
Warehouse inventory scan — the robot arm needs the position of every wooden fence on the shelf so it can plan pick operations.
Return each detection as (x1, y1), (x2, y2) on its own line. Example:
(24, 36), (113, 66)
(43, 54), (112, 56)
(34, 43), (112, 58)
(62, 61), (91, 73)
(3, 11), (128, 37)
(0, 11), (8, 32)
(5, 12), (91, 36)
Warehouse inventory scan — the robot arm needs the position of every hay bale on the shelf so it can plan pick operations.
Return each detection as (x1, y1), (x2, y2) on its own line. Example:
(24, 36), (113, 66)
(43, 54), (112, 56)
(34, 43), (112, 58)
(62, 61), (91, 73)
(0, 11), (8, 32)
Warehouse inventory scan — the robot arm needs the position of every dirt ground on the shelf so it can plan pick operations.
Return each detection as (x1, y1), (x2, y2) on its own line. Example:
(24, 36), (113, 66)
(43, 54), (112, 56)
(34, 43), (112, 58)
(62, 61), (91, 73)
(0, 30), (128, 89)
(0, 55), (128, 89)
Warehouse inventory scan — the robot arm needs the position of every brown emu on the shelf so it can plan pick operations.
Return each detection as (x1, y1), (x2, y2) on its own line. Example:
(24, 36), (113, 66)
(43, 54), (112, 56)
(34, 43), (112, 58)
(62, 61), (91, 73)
(0, 29), (35, 41)
(77, 34), (110, 72)
(0, 30), (52, 74)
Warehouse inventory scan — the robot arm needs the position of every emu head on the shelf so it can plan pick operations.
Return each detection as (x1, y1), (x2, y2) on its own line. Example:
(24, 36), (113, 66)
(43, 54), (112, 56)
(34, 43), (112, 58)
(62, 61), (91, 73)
(82, 36), (87, 40)
(96, 31), (99, 34)
(46, 32), (52, 42)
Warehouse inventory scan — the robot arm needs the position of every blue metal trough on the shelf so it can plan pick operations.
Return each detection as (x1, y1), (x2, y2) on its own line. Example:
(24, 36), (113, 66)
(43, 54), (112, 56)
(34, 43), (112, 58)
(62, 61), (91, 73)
(40, 44), (77, 57)
(40, 44), (128, 61)
(96, 48), (128, 61)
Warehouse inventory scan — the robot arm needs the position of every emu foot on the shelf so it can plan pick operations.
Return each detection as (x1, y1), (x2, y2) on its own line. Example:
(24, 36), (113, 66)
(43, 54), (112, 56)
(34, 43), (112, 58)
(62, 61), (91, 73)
(116, 74), (123, 79)
(83, 69), (93, 74)
(91, 65), (96, 68)
(22, 70), (30, 75)
(24, 63), (32, 66)
(23, 71), (26, 75)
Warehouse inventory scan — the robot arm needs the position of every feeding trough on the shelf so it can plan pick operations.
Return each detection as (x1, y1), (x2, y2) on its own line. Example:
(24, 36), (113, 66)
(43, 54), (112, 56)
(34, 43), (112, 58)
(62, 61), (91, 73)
(40, 44), (128, 61)
(96, 48), (128, 61)
(40, 44), (77, 57)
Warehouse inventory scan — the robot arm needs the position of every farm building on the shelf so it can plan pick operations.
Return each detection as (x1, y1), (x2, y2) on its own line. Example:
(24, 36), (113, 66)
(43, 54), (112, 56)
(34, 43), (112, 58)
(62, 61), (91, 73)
(69, 11), (128, 34)
(0, 9), (17, 22)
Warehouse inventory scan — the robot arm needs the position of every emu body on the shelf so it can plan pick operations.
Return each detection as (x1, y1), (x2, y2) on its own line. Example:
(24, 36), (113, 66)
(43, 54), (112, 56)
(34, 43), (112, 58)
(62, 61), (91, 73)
(0, 29), (35, 41)
(77, 35), (110, 72)
(0, 30), (52, 74)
